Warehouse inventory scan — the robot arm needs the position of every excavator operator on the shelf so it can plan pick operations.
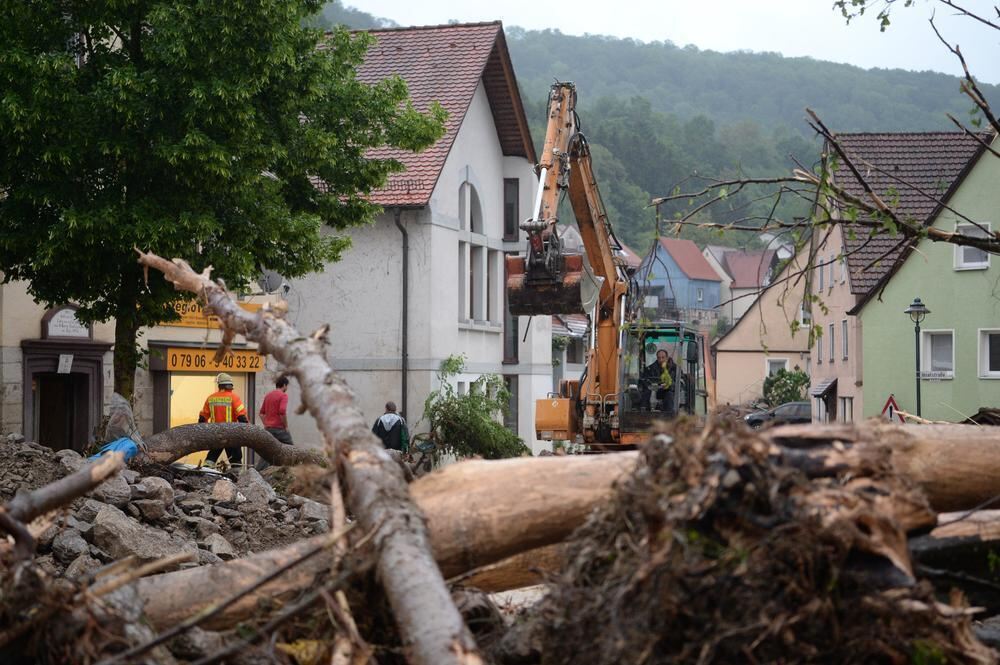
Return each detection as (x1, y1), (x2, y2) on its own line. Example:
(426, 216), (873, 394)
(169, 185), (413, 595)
(639, 349), (677, 414)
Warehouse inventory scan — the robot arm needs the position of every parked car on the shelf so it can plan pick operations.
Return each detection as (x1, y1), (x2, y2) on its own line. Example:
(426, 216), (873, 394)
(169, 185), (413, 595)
(744, 401), (811, 429)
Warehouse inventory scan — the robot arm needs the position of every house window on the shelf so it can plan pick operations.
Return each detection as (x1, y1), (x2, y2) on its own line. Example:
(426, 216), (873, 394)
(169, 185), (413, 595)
(566, 338), (585, 364)
(818, 259), (824, 291)
(487, 250), (501, 322)
(829, 323), (835, 362)
(828, 260), (835, 288)
(813, 396), (827, 423)
(817, 330), (823, 363)
(458, 241), (468, 321)
(470, 246), (485, 321)
(503, 375), (518, 433)
(838, 396), (854, 423)
(841, 320), (848, 360)
(503, 179), (519, 242)
(697, 287), (704, 303)
(503, 256), (519, 363)
(954, 223), (990, 270)
(921, 330), (954, 378)
(766, 358), (788, 376)
(979, 330), (1000, 378)
(839, 256), (846, 283)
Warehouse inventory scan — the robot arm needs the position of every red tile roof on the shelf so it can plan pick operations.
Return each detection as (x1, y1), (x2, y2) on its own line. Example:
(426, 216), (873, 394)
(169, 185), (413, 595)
(617, 241), (643, 269)
(831, 132), (984, 294)
(722, 249), (776, 289)
(353, 22), (535, 207)
(658, 238), (721, 282)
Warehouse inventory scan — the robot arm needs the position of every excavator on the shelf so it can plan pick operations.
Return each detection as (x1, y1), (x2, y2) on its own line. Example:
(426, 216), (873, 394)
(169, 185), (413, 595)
(506, 82), (707, 450)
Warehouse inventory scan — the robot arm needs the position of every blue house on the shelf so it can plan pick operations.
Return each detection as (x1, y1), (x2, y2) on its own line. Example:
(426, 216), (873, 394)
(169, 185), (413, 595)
(637, 238), (722, 323)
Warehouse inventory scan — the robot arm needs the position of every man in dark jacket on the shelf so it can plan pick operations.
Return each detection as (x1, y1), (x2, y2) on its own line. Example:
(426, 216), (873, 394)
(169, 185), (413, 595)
(372, 401), (409, 452)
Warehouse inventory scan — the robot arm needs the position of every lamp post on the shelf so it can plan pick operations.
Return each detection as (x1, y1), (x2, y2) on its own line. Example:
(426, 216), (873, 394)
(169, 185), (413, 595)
(904, 297), (930, 417)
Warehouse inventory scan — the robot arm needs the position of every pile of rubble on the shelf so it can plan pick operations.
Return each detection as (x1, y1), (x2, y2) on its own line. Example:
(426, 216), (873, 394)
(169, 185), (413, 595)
(0, 437), (328, 582)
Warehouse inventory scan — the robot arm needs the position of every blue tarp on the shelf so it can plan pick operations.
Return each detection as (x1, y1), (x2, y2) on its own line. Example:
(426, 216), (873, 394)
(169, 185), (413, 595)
(88, 437), (140, 462)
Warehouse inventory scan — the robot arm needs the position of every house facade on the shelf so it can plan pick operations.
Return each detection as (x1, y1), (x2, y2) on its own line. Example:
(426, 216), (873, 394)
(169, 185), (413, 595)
(808, 132), (985, 422)
(285, 23), (553, 451)
(856, 136), (1000, 421)
(711, 246), (810, 407)
(0, 281), (274, 452)
(638, 238), (721, 325)
(703, 246), (777, 324)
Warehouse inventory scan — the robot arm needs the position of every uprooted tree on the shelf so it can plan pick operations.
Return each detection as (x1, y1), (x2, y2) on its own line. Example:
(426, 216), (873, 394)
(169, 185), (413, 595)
(0, 0), (445, 399)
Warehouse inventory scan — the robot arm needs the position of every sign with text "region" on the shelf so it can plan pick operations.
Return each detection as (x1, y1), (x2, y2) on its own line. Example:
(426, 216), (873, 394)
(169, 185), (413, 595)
(164, 301), (264, 329)
(166, 348), (263, 373)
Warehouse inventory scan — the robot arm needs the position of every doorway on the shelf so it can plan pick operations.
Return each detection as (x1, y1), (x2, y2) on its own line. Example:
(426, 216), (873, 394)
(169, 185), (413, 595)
(33, 372), (88, 452)
(169, 372), (249, 464)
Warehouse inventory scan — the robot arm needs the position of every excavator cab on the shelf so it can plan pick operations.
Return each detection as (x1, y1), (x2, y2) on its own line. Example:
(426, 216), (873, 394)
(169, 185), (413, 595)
(618, 323), (707, 445)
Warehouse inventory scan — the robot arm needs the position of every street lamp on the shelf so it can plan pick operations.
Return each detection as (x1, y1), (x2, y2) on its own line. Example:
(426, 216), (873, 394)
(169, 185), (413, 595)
(904, 297), (930, 417)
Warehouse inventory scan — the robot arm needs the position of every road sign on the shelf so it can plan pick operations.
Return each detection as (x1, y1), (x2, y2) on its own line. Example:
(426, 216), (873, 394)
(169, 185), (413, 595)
(881, 394), (905, 424)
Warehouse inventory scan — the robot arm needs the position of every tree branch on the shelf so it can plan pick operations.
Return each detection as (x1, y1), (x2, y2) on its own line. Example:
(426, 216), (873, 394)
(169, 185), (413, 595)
(135, 250), (482, 665)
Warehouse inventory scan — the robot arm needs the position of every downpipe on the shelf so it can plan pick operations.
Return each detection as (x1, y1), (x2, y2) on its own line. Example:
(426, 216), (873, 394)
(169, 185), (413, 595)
(395, 208), (408, 419)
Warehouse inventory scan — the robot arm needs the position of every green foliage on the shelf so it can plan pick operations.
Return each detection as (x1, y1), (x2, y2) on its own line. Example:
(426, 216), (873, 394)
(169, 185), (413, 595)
(762, 368), (810, 406)
(422, 355), (529, 460)
(0, 1), (445, 395)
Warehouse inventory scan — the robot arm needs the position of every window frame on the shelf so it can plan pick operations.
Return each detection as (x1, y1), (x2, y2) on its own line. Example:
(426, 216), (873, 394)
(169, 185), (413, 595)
(765, 357), (789, 376)
(818, 258), (824, 291)
(954, 222), (991, 271)
(817, 329), (823, 363)
(503, 178), (520, 242)
(920, 329), (955, 379)
(978, 328), (1000, 378)
(696, 287), (704, 303)
(828, 323), (835, 363)
(841, 319), (848, 360)
(839, 256), (846, 284)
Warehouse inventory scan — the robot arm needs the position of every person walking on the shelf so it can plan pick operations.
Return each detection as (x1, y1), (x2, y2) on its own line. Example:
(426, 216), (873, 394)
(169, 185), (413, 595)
(371, 401), (408, 452)
(199, 373), (248, 468)
(260, 375), (293, 445)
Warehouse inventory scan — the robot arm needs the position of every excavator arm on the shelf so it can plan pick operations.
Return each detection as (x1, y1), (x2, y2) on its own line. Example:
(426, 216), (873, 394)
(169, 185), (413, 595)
(506, 82), (629, 443)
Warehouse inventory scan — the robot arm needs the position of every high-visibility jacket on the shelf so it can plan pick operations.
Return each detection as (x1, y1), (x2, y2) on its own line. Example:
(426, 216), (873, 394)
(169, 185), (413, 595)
(199, 389), (247, 423)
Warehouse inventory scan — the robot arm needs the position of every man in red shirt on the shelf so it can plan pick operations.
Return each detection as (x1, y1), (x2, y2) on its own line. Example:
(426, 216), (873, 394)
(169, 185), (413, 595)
(199, 373), (248, 467)
(260, 375), (293, 445)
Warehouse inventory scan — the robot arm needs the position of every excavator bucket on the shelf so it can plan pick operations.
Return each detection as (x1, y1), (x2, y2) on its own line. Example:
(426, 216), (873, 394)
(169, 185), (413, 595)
(506, 254), (604, 316)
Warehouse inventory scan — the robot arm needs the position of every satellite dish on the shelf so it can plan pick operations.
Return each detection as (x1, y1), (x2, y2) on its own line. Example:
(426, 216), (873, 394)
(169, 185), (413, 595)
(257, 270), (283, 294)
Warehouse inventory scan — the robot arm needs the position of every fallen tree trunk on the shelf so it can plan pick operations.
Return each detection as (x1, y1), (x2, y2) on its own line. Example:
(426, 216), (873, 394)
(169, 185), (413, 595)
(413, 452), (637, 577)
(137, 250), (481, 665)
(457, 544), (564, 594)
(143, 423), (326, 467)
(773, 422), (1000, 512)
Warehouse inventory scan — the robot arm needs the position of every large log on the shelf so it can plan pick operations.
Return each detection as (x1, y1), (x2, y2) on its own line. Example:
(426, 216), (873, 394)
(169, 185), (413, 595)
(143, 423), (326, 467)
(413, 452), (637, 577)
(773, 422), (1000, 512)
(137, 251), (481, 665)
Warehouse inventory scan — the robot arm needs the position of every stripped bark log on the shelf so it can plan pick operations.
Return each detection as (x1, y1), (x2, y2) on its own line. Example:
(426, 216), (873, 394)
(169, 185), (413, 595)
(136, 250), (481, 665)
(412, 452), (636, 577)
(455, 544), (564, 593)
(142, 423), (326, 467)
(773, 422), (1000, 512)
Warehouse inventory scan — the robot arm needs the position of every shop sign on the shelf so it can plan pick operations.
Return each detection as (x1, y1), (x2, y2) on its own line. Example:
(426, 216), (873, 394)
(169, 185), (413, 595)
(166, 347), (264, 373)
(164, 301), (264, 329)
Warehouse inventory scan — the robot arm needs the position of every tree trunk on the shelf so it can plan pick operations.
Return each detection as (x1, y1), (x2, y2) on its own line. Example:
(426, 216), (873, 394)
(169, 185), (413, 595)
(456, 544), (564, 593)
(113, 275), (141, 400)
(413, 452), (637, 577)
(142, 423), (326, 467)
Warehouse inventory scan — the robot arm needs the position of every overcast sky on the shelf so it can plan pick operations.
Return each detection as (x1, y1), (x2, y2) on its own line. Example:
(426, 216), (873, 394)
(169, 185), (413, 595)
(348, 0), (1000, 84)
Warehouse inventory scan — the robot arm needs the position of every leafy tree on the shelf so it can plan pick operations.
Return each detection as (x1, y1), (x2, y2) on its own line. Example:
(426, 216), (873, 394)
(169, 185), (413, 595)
(0, 1), (445, 399)
(422, 355), (529, 460)
(762, 368), (810, 406)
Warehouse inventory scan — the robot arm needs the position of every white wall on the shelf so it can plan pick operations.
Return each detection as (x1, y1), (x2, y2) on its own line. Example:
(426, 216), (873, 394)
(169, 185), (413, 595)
(285, 82), (550, 451)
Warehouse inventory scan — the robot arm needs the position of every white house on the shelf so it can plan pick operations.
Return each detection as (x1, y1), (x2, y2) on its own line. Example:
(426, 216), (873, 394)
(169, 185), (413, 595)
(286, 22), (553, 452)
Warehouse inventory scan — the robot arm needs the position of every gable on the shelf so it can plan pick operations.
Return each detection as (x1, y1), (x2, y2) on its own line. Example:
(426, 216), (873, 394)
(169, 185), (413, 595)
(355, 22), (535, 208)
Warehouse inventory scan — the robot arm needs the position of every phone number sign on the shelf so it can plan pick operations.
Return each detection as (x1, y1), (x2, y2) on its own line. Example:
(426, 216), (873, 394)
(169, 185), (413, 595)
(166, 348), (264, 373)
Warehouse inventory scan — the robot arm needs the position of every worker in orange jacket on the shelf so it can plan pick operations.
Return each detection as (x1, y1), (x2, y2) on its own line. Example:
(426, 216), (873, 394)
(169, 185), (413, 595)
(199, 373), (248, 467)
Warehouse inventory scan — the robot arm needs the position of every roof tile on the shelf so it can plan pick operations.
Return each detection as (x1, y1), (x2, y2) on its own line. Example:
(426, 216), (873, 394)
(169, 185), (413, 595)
(831, 132), (983, 294)
(352, 22), (534, 207)
(658, 238), (721, 282)
(722, 249), (777, 288)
